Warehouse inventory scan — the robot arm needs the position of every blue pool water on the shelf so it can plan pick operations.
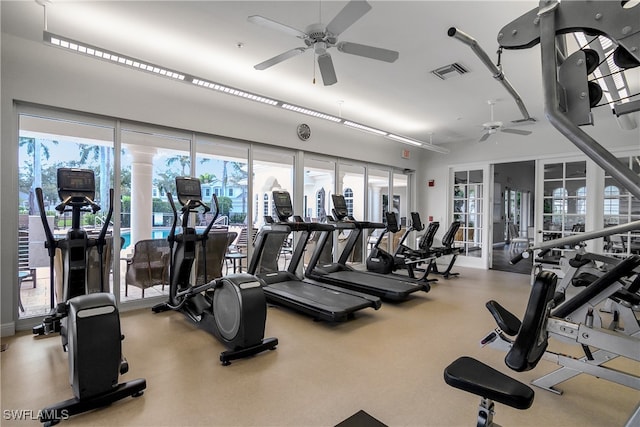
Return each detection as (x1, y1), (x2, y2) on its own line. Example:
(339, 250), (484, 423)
(121, 228), (171, 249)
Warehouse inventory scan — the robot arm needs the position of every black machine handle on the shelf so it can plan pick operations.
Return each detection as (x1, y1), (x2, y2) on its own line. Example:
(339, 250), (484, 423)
(201, 194), (220, 237)
(36, 187), (58, 257)
(36, 187), (58, 311)
(167, 192), (179, 245)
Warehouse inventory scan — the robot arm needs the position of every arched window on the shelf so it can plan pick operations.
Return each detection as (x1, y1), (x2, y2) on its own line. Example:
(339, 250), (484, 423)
(343, 188), (354, 217)
(316, 188), (326, 221)
(263, 193), (269, 217)
(604, 185), (620, 216)
(552, 188), (568, 214)
(576, 187), (587, 215)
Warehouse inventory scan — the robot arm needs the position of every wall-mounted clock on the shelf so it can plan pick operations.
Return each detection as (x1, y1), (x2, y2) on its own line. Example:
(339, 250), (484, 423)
(297, 123), (311, 141)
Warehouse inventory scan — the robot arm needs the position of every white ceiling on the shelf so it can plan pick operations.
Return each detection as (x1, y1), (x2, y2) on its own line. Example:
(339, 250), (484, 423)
(2, 1), (638, 147)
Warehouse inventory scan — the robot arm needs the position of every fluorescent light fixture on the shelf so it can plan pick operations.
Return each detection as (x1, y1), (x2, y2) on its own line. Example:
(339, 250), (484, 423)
(192, 79), (278, 105)
(343, 121), (387, 136)
(386, 134), (422, 146)
(388, 133), (449, 154)
(43, 30), (450, 154)
(281, 104), (342, 122)
(45, 31), (186, 81)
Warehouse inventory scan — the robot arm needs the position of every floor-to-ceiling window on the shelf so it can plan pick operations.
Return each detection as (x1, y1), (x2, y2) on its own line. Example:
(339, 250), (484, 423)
(17, 112), (115, 319)
(195, 135), (249, 230)
(367, 168), (390, 257)
(253, 148), (294, 223)
(338, 162), (366, 263)
(120, 125), (191, 302)
(392, 172), (409, 251)
(303, 157), (335, 223)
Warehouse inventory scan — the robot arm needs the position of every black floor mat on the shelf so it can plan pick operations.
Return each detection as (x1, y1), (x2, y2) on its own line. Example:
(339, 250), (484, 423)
(335, 410), (388, 427)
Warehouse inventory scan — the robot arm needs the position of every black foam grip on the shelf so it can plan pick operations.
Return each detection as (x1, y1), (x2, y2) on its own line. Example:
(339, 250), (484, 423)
(510, 252), (524, 264)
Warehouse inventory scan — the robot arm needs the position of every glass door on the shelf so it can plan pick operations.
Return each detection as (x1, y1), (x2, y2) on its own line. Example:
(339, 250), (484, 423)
(603, 155), (640, 256)
(452, 168), (485, 259)
(541, 160), (587, 241)
(17, 113), (115, 319)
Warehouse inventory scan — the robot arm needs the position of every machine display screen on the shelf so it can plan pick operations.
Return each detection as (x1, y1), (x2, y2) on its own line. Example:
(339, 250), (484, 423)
(57, 168), (96, 200)
(272, 190), (293, 219)
(176, 177), (202, 202)
(411, 212), (422, 230)
(332, 194), (348, 216)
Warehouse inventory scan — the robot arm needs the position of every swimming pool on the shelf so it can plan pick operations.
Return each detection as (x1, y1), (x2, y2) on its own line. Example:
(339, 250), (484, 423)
(120, 228), (171, 249)
(120, 227), (219, 249)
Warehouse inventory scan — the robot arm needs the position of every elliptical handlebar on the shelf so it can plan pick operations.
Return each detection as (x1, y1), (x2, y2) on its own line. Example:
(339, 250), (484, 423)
(201, 194), (219, 237)
(96, 188), (114, 247)
(36, 187), (58, 257)
(166, 192), (179, 245)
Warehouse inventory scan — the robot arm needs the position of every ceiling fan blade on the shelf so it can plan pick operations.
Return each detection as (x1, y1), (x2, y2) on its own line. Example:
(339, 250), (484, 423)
(317, 53), (337, 86)
(326, 0), (372, 36)
(479, 132), (491, 142)
(247, 15), (308, 39)
(501, 128), (532, 136)
(254, 47), (308, 70)
(337, 41), (399, 62)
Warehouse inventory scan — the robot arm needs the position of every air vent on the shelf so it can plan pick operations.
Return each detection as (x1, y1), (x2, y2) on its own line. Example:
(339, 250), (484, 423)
(431, 62), (469, 80)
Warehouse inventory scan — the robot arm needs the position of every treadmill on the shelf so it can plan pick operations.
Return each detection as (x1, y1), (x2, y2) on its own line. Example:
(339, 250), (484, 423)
(305, 195), (430, 301)
(247, 190), (381, 322)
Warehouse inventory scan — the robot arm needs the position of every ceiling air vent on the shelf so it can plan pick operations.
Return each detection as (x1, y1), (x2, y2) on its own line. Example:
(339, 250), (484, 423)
(431, 62), (469, 80)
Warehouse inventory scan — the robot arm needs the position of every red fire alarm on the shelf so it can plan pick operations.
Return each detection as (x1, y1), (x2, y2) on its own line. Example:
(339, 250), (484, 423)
(428, 216), (434, 222)
(428, 180), (435, 187)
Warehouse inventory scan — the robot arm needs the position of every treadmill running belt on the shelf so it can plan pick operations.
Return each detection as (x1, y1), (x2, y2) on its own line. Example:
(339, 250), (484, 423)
(265, 281), (375, 313)
(328, 270), (422, 297)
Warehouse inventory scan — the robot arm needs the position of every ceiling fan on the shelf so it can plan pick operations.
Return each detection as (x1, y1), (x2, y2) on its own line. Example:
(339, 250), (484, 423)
(248, 0), (399, 86)
(479, 100), (533, 142)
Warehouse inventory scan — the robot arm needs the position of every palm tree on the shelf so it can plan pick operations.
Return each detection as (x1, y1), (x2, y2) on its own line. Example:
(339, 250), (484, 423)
(198, 172), (218, 184)
(154, 170), (178, 198)
(19, 137), (57, 214)
(77, 144), (112, 213)
(166, 154), (190, 176)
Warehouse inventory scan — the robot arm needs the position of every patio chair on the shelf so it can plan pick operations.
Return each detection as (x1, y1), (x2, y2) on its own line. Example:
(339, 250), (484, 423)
(125, 238), (170, 297)
(195, 231), (237, 285)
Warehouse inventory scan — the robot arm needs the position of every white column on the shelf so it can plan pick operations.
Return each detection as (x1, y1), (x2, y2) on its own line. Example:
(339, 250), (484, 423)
(127, 145), (156, 246)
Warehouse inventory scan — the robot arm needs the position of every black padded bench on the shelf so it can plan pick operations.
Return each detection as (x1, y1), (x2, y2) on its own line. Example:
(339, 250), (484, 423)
(444, 356), (534, 422)
(443, 271), (558, 426)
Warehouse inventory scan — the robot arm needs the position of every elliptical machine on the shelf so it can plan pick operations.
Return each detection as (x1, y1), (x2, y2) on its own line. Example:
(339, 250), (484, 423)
(365, 212), (398, 275)
(152, 176), (278, 365)
(34, 168), (146, 425)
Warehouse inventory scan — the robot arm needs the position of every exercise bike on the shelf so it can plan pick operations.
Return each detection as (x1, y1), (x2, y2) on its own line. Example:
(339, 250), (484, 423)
(152, 176), (278, 365)
(34, 168), (146, 425)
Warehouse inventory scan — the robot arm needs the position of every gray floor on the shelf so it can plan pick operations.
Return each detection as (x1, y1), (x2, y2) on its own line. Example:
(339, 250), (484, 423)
(2, 267), (638, 426)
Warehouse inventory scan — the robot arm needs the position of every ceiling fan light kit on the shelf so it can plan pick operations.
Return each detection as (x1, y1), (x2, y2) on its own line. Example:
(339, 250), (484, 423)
(249, 0), (399, 86)
(479, 100), (533, 142)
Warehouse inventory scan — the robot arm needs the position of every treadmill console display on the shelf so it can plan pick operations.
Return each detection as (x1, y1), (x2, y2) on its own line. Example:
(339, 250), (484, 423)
(176, 177), (202, 206)
(411, 212), (423, 230)
(385, 212), (400, 233)
(331, 194), (349, 219)
(272, 191), (293, 221)
(57, 168), (96, 201)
